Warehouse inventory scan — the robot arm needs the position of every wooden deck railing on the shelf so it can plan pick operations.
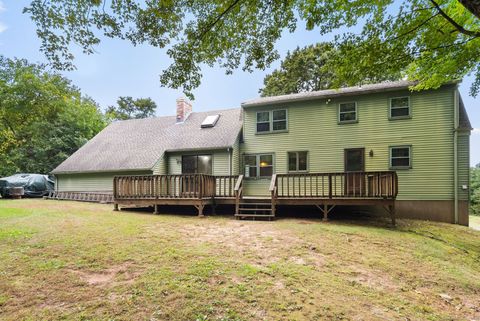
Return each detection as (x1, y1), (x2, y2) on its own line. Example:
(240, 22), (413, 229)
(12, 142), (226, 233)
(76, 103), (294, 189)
(114, 174), (217, 200)
(272, 171), (398, 199)
(114, 171), (397, 202)
(215, 175), (241, 198)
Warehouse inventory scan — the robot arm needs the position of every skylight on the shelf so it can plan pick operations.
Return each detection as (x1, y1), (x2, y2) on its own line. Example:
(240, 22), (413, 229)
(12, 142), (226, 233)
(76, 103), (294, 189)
(201, 114), (220, 128)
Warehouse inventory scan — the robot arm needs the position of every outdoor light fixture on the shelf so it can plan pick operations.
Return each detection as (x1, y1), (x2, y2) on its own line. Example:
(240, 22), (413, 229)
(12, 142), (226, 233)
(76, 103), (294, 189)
(369, 150), (374, 157)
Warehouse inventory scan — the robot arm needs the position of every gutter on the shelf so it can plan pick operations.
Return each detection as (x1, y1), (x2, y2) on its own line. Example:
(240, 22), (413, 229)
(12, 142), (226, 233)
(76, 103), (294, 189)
(242, 80), (460, 108)
(228, 147), (232, 176)
(453, 89), (459, 224)
(164, 146), (233, 153)
(51, 168), (153, 175)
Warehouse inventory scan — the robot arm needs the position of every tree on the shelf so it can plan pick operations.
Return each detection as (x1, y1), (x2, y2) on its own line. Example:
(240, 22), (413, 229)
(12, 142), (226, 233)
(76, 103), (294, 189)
(259, 43), (400, 97)
(24, 1), (480, 98)
(105, 96), (157, 121)
(0, 56), (106, 176)
(471, 164), (480, 215)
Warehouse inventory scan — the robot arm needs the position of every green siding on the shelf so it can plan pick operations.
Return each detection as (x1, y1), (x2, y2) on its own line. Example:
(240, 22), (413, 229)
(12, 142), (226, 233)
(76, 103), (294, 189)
(167, 150), (232, 175)
(457, 132), (470, 201)
(213, 152), (230, 176)
(241, 87), (458, 199)
(152, 155), (166, 175)
(232, 136), (240, 175)
(56, 171), (152, 192)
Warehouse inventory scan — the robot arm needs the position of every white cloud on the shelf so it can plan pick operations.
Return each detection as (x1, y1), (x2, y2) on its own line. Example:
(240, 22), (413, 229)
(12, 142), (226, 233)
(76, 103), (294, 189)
(473, 128), (480, 134)
(0, 1), (4, 12)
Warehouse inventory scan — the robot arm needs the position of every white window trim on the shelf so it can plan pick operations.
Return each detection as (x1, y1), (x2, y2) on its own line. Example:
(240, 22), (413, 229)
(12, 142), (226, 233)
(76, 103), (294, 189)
(389, 96), (411, 119)
(244, 153), (275, 178)
(256, 109), (288, 134)
(389, 145), (412, 169)
(338, 102), (358, 123)
(288, 151), (309, 172)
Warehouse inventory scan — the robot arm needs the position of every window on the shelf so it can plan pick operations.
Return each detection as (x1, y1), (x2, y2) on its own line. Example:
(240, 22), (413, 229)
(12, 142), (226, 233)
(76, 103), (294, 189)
(256, 109), (287, 133)
(272, 110), (287, 131)
(182, 155), (212, 174)
(288, 151), (308, 172)
(390, 146), (411, 169)
(201, 114), (220, 128)
(256, 111), (270, 132)
(244, 154), (274, 178)
(259, 155), (274, 176)
(390, 97), (410, 119)
(339, 102), (357, 123)
(244, 155), (257, 178)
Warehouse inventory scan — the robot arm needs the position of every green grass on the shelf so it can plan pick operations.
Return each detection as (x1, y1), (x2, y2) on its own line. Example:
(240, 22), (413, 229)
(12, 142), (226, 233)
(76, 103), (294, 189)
(0, 199), (479, 320)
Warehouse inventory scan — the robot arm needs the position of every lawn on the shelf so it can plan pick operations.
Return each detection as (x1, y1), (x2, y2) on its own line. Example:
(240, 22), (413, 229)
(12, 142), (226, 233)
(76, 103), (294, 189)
(0, 200), (479, 320)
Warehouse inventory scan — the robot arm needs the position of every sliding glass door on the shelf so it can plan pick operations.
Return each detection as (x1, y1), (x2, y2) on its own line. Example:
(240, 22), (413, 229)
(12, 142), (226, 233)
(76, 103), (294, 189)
(181, 155), (212, 175)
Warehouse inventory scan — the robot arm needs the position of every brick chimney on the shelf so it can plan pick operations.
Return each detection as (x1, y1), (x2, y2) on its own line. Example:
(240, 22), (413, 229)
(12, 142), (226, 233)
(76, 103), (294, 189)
(176, 97), (192, 123)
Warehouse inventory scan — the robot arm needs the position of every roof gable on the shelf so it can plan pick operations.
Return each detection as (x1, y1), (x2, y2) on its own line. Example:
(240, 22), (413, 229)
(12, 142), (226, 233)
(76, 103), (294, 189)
(52, 108), (242, 174)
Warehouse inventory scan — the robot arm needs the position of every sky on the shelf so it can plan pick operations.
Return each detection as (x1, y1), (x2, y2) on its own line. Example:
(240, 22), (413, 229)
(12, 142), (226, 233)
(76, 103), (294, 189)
(0, 0), (479, 165)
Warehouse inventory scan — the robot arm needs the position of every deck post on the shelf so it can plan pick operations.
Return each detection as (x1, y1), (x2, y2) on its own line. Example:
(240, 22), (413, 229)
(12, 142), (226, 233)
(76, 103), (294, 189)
(389, 203), (396, 226)
(113, 203), (119, 211)
(154, 204), (159, 214)
(235, 199), (240, 215)
(197, 203), (205, 217)
(322, 204), (328, 221)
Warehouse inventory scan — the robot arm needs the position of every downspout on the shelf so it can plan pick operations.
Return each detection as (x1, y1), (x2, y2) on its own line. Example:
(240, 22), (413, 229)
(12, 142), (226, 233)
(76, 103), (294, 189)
(228, 147), (232, 176)
(453, 89), (459, 224)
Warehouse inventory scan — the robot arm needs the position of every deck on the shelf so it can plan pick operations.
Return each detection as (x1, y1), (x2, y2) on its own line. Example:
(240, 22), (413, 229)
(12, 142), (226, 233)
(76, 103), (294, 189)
(113, 171), (398, 224)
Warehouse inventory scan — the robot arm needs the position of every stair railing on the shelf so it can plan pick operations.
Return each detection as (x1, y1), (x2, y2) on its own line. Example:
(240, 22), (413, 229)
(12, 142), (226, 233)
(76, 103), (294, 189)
(269, 174), (278, 216)
(234, 175), (244, 214)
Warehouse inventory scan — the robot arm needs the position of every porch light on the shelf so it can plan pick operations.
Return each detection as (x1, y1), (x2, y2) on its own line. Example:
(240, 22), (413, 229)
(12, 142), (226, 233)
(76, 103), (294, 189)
(369, 149), (374, 157)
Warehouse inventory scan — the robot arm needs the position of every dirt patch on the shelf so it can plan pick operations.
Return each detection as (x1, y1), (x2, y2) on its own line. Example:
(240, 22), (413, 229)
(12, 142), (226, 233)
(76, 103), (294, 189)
(296, 220), (315, 225)
(68, 261), (140, 287)
(176, 221), (332, 271)
(346, 267), (400, 292)
(178, 221), (304, 265)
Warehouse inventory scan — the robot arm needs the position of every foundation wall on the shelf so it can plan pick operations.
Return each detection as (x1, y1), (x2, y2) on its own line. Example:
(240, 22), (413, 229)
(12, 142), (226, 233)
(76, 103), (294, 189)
(369, 200), (469, 226)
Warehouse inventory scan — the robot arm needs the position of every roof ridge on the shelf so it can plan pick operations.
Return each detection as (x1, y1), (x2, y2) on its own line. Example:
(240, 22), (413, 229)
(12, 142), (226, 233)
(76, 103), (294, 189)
(242, 80), (461, 107)
(111, 107), (241, 124)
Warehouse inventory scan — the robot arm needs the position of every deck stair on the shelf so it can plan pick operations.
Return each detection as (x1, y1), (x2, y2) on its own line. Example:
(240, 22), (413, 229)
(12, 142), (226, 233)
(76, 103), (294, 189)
(235, 197), (274, 220)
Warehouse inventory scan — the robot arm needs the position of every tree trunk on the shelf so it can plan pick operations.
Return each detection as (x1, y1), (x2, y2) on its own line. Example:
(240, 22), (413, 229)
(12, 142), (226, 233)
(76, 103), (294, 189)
(459, 0), (480, 20)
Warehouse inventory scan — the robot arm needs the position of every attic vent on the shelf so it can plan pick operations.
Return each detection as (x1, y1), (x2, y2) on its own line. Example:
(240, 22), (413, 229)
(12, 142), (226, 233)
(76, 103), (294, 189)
(201, 114), (220, 128)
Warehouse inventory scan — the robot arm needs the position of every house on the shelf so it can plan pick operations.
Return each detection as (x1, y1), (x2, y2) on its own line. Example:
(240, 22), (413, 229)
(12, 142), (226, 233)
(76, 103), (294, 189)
(51, 80), (472, 225)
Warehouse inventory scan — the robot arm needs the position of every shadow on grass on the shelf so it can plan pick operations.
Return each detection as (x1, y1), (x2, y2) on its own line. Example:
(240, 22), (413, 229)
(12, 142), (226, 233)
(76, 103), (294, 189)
(120, 204), (395, 228)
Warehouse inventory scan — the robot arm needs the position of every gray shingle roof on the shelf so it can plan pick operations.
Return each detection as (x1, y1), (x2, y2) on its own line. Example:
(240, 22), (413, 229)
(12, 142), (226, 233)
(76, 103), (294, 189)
(242, 80), (460, 107)
(52, 108), (242, 174)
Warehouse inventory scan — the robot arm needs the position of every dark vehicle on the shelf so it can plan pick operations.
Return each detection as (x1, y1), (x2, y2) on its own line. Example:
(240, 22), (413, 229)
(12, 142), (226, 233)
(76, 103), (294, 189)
(0, 174), (54, 198)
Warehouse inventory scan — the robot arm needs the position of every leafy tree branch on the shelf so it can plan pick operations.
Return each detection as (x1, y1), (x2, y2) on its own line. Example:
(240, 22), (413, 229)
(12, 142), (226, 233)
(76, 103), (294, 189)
(23, 0), (480, 98)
